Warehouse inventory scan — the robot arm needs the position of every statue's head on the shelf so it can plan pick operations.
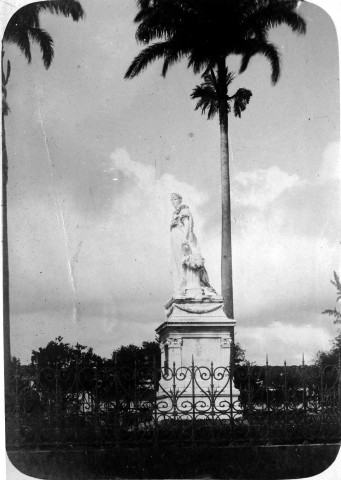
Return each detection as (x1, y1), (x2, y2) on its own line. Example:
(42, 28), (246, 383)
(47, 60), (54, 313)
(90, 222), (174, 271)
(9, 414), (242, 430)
(171, 193), (182, 208)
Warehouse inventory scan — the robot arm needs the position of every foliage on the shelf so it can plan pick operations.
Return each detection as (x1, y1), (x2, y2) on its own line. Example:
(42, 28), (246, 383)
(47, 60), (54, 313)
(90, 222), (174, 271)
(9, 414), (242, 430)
(110, 341), (161, 401)
(314, 330), (341, 368)
(233, 341), (251, 366)
(3, 0), (84, 68)
(234, 363), (337, 407)
(31, 336), (104, 369)
(30, 337), (105, 394)
(112, 341), (161, 369)
(2, 0), (84, 117)
(191, 68), (252, 120)
(126, 0), (306, 81)
(322, 271), (341, 324)
(2, 53), (11, 116)
(125, 0), (305, 146)
(27, 338), (161, 401)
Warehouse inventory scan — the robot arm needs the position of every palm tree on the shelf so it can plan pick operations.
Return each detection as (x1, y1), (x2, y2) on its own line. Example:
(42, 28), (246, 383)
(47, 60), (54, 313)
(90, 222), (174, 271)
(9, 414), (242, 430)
(2, 0), (84, 393)
(125, 0), (306, 318)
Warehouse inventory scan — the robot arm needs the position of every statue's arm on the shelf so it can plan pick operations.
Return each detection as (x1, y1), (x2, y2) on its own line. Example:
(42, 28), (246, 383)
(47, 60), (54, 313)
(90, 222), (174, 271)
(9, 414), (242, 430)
(181, 208), (195, 244)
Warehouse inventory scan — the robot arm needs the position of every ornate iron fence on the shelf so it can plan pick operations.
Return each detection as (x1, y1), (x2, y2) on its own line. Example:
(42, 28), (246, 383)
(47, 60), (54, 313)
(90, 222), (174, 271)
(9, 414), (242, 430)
(6, 359), (341, 449)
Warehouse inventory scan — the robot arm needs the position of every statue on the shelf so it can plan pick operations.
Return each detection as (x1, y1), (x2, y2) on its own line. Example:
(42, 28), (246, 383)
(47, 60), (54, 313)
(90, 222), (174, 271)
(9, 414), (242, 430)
(170, 193), (218, 300)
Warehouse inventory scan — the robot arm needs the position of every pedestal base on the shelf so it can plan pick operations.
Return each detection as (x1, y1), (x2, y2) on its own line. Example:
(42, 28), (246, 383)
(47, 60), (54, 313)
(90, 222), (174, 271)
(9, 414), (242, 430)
(157, 297), (235, 368)
(155, 298), (240, 419)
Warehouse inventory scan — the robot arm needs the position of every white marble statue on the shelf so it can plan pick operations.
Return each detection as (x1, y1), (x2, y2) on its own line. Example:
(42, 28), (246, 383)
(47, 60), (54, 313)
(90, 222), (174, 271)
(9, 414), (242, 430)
(170, 193), (218, 300)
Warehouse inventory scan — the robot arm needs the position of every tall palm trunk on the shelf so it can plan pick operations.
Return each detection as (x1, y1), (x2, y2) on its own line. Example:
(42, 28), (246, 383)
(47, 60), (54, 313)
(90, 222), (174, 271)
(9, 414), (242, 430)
(2, 48), (11, 395)
(218, 57), (233, 319)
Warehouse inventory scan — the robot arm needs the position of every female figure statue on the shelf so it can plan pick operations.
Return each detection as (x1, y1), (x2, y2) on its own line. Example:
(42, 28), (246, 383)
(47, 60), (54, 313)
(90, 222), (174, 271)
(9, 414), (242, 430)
(170, 193), (217, 299)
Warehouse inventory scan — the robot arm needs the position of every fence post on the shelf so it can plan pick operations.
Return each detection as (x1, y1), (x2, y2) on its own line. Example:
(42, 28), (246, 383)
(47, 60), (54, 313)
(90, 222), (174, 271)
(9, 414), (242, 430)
(210, 361), (215, 421)
(283, 360), (288, 443)
(171, 361), (177, 420)
(133, 360), (139, 440)
(14, 361), (20, 448)
(229, 342), (235, 442)
(114, 353), (119, 448)
(34, 362), (40, 446)
(302, 354), (307, 442)
(337, 353), (341, 439)
(320, 364), (325, 442)
(246, 362), (252, 444)
(153, 356), (159, 445)
(94, 362), (101, 447)
(191, 356), (196, 445)
(265, 354), (271, 444)
(75, 357), (80, 445)
(55, 364), (60, 447)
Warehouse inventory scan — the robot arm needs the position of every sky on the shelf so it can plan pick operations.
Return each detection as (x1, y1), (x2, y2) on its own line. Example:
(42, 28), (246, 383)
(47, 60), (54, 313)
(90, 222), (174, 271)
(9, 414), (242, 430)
(2, 0), (341, 366)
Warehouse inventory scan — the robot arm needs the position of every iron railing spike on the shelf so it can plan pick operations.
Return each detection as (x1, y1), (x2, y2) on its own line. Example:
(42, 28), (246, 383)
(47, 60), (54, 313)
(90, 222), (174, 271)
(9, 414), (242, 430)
(6, 359), (339, 448)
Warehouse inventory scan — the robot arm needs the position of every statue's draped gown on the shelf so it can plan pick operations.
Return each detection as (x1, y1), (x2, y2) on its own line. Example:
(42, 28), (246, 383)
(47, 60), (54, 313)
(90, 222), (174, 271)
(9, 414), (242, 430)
(170, 205), (215, 297)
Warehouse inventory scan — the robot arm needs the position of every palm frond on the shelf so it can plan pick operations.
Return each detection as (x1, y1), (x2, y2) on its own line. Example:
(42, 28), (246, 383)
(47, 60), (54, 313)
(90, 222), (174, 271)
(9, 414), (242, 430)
(322, 308), (341, 324)
(322, 271), (341, 324)
(191, 70), (219, 120)
(2, 96), (10, 116)
(239, 51), (252, 76)
(244, 1), (306, 37)
(191, 86), (219, 120)
(125, 41), (174, 79)
(128, 0), (306, 88)
(2, 57), (11, 115)
(331, 271), (341, 288)
(187, 54), (211, 75)
(240, 39), (280, 84)
(226, 70), (235, 88)
(4, 7), (40, 39)
(28, 28), (54, 69)
(2, 59), (11, 86)
(2, 82), (10, 116)
(36, 0), (84, 22)
(3, 0), (84, 67)
(232, 88), (252, 118)
(136, 3), (186, 44)
(161, 48), (184, 76)
(5, 27), (32, 63)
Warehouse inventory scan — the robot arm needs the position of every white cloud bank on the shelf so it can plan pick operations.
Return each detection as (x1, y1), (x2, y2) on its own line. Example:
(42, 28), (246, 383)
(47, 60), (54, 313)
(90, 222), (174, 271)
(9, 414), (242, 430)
(232, 165), (306, 209)
(10, 144), (340, 365)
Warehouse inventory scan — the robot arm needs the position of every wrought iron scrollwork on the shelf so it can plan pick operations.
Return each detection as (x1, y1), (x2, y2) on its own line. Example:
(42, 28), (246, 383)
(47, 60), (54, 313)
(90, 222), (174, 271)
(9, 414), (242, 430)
(6, 359), (341, 448)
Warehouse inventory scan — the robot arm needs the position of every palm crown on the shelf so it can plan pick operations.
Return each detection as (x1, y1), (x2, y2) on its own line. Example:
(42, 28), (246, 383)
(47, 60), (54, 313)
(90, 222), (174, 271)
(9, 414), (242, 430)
(2, 0), (84, 114)
(126, 0), (306, 82)
(191, 68), (252, 120)
(3, 0), (84, 68)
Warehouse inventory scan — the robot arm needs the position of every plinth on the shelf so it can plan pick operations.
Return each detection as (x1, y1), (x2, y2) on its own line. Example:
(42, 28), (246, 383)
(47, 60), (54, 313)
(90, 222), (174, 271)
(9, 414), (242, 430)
(157, 295), (235, 368)
(155, 295), (240, 420)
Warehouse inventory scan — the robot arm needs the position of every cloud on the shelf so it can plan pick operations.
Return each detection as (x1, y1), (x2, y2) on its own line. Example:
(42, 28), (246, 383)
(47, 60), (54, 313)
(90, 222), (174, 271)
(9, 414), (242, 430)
(236, 321), (332, 365)
(232, 165), (305, 210)
(10, 144), (340, 365)
(10, 149), (210, 362)
(318, 140), (341, 184)
(201, 143), (340, 333)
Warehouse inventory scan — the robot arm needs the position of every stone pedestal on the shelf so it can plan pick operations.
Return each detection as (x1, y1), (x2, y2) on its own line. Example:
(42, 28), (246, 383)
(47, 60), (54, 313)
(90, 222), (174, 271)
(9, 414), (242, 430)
(157, 297), (235, 368)
(155, 296), (240, 419)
